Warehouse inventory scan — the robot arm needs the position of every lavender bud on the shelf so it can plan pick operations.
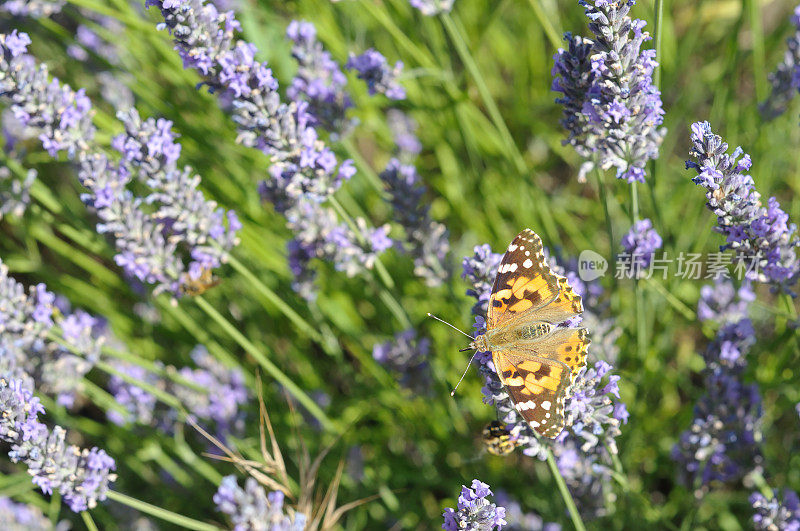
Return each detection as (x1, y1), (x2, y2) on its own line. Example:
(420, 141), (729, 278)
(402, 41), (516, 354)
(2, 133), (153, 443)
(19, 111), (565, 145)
(751, 489), (800, 530)
(442, 479), (507, 530)
(760, 6), (800, 120)
(619, 218), (663, 277)
(380, 158), (450, 286)
(286, 20), (354, 137)
(0, 0), (63, 17)
(214, 476), (306, 531)
(0, 374), (116, 512)
(346, 49), (406, 100)
(373, 329), (431, 393)
(409, 0), (454, 16)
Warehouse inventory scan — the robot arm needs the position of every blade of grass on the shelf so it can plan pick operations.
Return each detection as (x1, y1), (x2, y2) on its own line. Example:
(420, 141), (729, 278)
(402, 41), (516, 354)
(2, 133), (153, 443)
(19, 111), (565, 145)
(106, 491), (221, 531)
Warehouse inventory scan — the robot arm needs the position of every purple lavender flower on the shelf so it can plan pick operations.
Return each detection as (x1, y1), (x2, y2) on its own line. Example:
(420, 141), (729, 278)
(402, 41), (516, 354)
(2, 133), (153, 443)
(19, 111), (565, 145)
(145, 4), (392, 297)
(751, 489), (800, 530)
(0, 33), (240, 296)
(618, 218), (663, 278)
(1, 31), (94, 159)
(409, 0), (454, 16)
(0, 166), (35, 219)
(214, 476), (306, 531)
(373, 329), (431, 392)
(280, 200), (392, 300)
(494, 491), (561, 531)
(672, 370), (763, 493)
(346, 49), (406, 100)
(174, 345), (248, 436)
(108, 346), (248, 439)
(286, 20), (354, 137)
(442, 479), (507, 531)
(106, 361), (161, 426)
(0, 373), (116, 512)
(559, 360), (625, 454)
(67, 14), (124, 66)
(553, 438), (612, 518)
(381, 158), (449, 286)
(0, 496), (66, 529)
(0, 262), (107, 406)
(686, 121), (799, 290)
(387, 109), (422, 159)
(761, 6), (800, 120)
(698, 278), (754, 324)
(552, 0), (665, 183)
(461, 244), (503, 319)
(0, 0), (63, 17)
(147, 1), (354, 205)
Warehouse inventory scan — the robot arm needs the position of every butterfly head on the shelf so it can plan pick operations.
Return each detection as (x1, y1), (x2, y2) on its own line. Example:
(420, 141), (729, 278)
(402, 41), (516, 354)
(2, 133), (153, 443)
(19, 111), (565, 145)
(466, 334), (489, 353)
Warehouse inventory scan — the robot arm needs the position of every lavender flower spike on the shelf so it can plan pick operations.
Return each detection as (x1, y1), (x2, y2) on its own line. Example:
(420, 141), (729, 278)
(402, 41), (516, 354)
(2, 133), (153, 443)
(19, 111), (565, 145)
(381, 158), (450, 286)
(618, 218), (662, 278)
(0, 373), (116, 512)
(286, 20), (354, 137)
(442, 479), (507, 530)
(373, 329), (431, 393)
(214, 476), (306, 531)
(347, 49), (406, 100)
(552, 0), (666, 183)
(147, 0), (354, 205)
(1, 0), (64, 17)
(0, 496), (66, 530)
(760, 6), (800, 120)
(0, 166), (36, 220)
(0, 31), (94, 159)
(409, 0), (454, 16)
(686, 121), (799, 290)
(751, 489), (800, 531)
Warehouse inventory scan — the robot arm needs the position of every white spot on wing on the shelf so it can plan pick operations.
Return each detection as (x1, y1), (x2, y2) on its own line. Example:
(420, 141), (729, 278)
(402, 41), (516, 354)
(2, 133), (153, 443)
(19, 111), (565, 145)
(541, 400), (551, 410)
(523, 259), (533, 268)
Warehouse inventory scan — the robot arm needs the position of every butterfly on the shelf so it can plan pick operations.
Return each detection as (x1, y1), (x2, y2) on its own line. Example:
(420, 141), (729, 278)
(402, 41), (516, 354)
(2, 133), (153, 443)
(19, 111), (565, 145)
(469, 229), (589, 439)
(482, 421), (518, 456)
(180, 268), (221, 297)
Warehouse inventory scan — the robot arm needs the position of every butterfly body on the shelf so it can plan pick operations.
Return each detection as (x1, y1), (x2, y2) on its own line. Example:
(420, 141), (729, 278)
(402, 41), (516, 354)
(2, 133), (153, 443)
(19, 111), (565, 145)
(473, 229), (590, 439)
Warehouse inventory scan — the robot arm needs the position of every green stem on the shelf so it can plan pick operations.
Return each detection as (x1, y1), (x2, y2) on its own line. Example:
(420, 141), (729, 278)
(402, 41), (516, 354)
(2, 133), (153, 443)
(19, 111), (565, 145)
(107, 491), (221, 531)
(594, 169), (615, 273)
(226, 254), (324, 344)
(747, 0), (767, 101)
(643, 278), (695, 320)
(340, 137), (386, 194)
(631, 184), (647, 362)
(192, 297), (335, 432)
(81, 511), (99, 531)
(653, 0), (664, 88)
(545, 448), (587, 531)
(526, 0), (563, 49)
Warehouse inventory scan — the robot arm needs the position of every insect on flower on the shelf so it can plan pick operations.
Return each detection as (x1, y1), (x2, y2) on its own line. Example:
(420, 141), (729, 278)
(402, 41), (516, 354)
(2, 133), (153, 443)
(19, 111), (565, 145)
(431, 228), (589, 439)
(482, 420), (518, 456)
(180, 268), (222, 297)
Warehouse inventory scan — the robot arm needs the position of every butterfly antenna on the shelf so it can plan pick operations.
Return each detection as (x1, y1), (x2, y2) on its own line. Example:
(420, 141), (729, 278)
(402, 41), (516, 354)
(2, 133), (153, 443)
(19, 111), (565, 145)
(426, 313), (473, 340)
(450, 349), (479, 397)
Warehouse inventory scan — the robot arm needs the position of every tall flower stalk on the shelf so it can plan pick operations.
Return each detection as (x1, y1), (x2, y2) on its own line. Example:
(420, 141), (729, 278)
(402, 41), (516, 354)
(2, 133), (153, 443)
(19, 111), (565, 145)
(146, 1), (393, 299)
(552, 0), (666, 183)
(686, 121), (799, 291)
(0, 31), (241, 296)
